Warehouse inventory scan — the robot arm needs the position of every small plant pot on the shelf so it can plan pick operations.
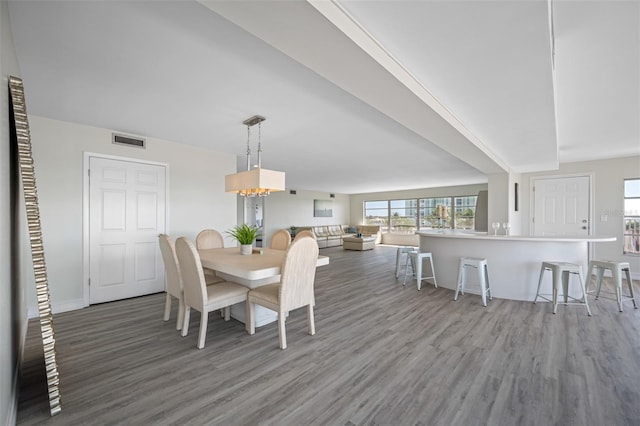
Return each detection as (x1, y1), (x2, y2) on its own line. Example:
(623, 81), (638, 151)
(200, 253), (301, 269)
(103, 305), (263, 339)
(240, 244), (253, 255)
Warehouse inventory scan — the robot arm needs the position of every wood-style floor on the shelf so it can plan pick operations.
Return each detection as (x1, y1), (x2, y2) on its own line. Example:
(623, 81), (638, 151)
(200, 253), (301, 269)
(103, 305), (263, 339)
(17, 245), (640, 425)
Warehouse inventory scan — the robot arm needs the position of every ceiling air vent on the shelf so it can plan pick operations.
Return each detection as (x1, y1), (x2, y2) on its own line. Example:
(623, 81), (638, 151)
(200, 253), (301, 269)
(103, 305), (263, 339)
(112, 133), (146, 149)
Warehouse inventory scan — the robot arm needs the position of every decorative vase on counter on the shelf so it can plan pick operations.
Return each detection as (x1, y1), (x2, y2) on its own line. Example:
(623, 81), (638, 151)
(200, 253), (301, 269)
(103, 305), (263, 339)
(240, 244), (253, 255)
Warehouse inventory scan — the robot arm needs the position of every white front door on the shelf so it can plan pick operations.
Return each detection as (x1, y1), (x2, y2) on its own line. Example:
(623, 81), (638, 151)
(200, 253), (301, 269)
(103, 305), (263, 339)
(89, 157), (166, 304)
(533, 176), (590, 236)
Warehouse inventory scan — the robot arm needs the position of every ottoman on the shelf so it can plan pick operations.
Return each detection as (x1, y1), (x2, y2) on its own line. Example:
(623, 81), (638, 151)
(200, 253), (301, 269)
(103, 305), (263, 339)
(343, 236), (376, 251)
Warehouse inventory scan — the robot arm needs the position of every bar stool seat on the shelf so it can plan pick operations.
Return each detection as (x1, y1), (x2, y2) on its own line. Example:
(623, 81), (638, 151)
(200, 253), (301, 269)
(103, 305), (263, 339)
(403, 251), (437, 290)
(534, 261), (591, 316)
(395, 246), (417, 278)
(588, 260), (637, 312)
(454, 257), (491, 306)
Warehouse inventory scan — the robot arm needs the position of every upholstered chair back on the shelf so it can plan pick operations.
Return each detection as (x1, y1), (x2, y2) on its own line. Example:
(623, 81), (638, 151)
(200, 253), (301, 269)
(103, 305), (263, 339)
(159, 234), (181, 297)
(293, 230), (316, 241)
(175, 237), (207, 311)
(196, 229), (224, 250)
(279, 236), (319, 312)
(270, 229), (292, 250)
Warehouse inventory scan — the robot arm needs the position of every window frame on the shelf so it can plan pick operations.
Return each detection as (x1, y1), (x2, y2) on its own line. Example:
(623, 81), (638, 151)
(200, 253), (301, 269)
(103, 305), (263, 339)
(623, 178), (640, 255)
(364, 195), (478, 233)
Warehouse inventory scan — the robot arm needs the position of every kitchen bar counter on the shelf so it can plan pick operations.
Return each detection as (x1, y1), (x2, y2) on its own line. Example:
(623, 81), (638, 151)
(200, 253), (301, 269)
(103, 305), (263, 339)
(416, 231), (615, 301)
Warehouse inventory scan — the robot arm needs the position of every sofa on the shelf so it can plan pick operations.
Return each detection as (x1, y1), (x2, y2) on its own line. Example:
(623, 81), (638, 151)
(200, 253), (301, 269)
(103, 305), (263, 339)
(292, 225), (348, 248)
(291, 225), (381, 248)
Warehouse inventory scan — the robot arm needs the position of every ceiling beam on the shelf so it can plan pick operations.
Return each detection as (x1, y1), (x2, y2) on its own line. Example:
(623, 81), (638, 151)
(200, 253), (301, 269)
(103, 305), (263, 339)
(198, 0), (508, 175)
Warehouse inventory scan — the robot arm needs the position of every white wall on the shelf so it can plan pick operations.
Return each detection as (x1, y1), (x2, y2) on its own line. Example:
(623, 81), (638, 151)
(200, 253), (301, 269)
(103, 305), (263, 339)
(509, 172), (523, 233)
(25, 116), (237, 314)
(487, 172), (511, 233)
(521, 156), (640, 274)
(1, 0), (23, 423)
(262, 190), (350, 246)
(487, 171), (525, 234)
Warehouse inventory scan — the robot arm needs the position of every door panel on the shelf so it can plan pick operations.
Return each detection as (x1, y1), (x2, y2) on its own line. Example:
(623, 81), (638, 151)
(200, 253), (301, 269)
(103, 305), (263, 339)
(533, 176), (590, 236)
(102, 190), (126, 230)
(99, 244), (126, 285)
(134, 242), (158, 281)
(89, 157), (166, 304)
(136, 192), (158, 229)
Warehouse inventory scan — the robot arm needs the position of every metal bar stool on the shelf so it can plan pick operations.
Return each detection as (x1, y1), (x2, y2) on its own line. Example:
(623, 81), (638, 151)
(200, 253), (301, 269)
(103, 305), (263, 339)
(588, 260), (637, 312)
(534, 261), (591, 316)
(454, 257), (491, 306)
(403, 251), (437, 290)
(395, 246), (417, 278)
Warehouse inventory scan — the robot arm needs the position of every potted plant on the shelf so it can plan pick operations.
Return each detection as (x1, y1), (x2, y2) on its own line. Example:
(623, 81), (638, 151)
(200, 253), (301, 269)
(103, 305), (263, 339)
(226, 224), (261, 255)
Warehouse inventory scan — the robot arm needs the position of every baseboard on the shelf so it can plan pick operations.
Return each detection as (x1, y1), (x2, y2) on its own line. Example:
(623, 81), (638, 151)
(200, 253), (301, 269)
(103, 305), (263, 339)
(7, 360), (19, 426)
(28, 298), (85, 319)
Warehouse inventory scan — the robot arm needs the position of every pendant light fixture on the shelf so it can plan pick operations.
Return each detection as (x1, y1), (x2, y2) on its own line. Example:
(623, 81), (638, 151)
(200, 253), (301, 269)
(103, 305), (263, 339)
(225, 115), (285, 197)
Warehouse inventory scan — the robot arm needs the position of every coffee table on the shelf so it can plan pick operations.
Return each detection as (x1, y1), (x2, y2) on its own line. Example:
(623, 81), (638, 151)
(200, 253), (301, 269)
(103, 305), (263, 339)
(343, 236), (376, 251)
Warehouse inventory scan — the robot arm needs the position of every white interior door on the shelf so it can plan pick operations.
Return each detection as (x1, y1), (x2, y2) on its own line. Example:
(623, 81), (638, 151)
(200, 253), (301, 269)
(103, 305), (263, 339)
(89, 157), (166, 304)
(533, 176), (590, 236)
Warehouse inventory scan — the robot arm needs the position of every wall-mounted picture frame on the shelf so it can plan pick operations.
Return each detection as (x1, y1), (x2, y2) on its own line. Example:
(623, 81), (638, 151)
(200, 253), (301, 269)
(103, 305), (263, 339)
(314, 199), (332, 217)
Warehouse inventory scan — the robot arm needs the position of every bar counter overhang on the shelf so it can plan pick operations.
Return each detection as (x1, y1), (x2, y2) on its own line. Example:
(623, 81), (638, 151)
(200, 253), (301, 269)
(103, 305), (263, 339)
(416, 231), (616, 301)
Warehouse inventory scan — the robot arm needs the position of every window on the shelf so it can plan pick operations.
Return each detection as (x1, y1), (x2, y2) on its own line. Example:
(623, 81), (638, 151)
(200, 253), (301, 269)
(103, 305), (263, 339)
(420, 197), (452, 229)
(364, 200), (389, 231)
(364, 195), (478, 233)
(454, 196), (477, 230)
(390, 199), (417, 233)
(624, 178), (640, 255)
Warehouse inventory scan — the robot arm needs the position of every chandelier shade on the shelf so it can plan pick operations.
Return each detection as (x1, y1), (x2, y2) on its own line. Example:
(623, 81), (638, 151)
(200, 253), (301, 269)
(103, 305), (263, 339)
(225, 115), (285, 197)
(225, 167), (285, 197)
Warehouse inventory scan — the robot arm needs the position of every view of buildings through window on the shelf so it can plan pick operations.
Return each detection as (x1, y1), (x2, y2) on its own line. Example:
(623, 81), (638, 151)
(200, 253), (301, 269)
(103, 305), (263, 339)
(624, 178), (640, 254)
(364, 196), (478, 232)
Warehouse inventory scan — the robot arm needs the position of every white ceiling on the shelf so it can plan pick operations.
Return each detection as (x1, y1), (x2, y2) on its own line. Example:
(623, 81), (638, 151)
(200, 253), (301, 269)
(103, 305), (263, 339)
(8, 0), (639, 194)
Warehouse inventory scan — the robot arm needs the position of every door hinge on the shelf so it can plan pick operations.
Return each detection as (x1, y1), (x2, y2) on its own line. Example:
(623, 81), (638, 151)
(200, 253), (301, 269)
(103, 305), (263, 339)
(88, 169), (90, 177)
(532, 217), (535, 223)
(532, 186), (535, 192)
(88, 278), (91, 286)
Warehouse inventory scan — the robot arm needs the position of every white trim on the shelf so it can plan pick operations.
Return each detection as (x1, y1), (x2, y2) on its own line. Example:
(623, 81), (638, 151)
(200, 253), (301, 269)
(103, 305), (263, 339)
(7, 367), (19, 426)
(28, 298), (85, 318)
(8, 305), (31, 426)
(83, 152), (169, 307)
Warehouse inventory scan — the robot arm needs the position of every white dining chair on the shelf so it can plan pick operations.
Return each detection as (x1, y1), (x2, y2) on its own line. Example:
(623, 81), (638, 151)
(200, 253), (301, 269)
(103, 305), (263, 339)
(270, 229), (292, 250)
(158, 234), (185, 330)
(293, 229), (316, 242)
(246, 236), (319, 349)
(195, 229), (225, 284)
(175, 237), (249, 349)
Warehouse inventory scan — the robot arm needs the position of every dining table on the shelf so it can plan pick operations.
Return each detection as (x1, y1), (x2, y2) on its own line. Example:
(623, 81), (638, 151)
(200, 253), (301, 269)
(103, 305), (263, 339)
(197, 246), (330, 326)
